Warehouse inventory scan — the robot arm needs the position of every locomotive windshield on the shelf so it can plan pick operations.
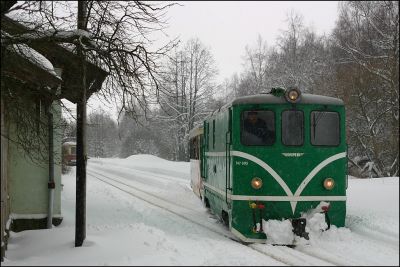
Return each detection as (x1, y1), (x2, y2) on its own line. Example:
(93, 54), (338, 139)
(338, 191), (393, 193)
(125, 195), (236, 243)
(241, 110), (275, 146)
(282, 110), (304, 146)
(311, 111), (340, 146)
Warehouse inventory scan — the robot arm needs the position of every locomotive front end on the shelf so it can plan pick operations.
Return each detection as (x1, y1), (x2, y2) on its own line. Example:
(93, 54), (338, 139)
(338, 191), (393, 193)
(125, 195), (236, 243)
(228, 88), (347, 244)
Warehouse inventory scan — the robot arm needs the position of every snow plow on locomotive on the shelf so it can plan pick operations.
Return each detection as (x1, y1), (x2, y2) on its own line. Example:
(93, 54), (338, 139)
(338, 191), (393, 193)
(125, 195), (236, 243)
(189, 87), (347, 244)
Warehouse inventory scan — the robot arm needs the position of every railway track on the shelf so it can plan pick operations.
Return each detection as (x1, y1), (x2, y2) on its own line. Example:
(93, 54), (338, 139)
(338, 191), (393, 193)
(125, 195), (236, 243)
(87, 167), (199, 211)
(87, 168), (236, 237)
(350, 226), (399, 251)
(87, 168), (340, 266)
(89, 161), (189, 185)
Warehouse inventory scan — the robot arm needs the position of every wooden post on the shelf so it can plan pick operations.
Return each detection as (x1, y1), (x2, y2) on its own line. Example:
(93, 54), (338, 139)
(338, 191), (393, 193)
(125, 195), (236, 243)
(75, 0), (87, 247)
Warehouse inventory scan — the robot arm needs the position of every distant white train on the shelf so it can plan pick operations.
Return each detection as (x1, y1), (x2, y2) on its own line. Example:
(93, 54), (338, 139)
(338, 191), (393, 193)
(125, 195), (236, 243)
(62, 141), (76, 166)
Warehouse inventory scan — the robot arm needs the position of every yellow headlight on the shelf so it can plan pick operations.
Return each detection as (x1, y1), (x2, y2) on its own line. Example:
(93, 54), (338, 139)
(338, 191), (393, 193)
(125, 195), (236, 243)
(288, 90), (299, 101)
(285, 87), (302, 103)
(323, 178), (335, 190)
(251, 177), (263, 189)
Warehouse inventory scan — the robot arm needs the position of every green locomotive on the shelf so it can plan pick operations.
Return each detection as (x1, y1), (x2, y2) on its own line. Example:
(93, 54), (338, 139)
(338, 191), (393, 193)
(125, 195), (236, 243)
(189, 87), (347, 243)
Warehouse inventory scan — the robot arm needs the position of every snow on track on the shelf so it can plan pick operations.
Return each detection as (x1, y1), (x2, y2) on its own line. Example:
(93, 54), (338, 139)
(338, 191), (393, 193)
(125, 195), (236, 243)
(3, 155), (398, 266)
(88, 157), (399, 266)
(87, 167), (337, 266)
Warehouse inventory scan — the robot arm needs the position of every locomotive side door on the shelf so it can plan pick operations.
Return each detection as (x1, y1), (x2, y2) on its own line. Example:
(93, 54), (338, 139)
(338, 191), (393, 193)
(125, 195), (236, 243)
(203, 121), (209, 181)
(225, 108), (232, 207)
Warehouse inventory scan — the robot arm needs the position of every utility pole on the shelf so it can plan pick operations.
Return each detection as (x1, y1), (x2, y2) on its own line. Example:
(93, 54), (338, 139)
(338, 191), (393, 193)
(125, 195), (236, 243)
(75, 0), (87, 247)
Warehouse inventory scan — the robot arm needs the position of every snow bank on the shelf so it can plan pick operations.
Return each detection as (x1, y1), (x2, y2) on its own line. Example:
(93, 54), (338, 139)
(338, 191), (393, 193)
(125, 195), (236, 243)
(295, 177), (399, 266)
(2, 165), (283, 266)
(89, 154), (190, 180)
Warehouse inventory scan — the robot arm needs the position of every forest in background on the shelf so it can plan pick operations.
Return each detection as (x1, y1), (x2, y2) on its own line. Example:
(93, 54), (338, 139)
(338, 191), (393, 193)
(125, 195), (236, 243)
(60, 1), (398, 178)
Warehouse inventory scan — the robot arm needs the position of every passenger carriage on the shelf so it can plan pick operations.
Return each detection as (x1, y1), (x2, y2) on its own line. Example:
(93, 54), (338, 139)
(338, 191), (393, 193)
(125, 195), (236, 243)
(62, 141), (77, 166)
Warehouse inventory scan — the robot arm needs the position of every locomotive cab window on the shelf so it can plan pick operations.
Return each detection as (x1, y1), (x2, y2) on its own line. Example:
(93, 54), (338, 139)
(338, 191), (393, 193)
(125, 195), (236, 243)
(311, 111), (340, 146)
(282, 110), (304, 146)
(241, 110), (275, 146)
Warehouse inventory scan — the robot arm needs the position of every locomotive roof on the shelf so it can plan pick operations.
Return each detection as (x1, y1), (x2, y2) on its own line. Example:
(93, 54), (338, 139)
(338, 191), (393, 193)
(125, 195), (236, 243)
(231, 93), (344, 106)
(206, 93), (344, 119)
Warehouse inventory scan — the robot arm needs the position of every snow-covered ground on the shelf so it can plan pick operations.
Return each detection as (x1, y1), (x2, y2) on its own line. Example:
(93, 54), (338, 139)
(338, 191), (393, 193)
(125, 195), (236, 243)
(2, 155), (399, 265)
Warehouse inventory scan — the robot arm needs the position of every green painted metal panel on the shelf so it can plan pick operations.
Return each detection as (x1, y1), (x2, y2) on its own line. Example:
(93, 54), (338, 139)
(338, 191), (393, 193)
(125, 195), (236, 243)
(201, 98), (346, 242)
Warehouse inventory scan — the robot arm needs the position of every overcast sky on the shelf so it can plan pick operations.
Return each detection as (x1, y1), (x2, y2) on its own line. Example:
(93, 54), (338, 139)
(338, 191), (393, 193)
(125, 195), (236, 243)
(66, 1), (340, 120)
(162, 1), (339, 83)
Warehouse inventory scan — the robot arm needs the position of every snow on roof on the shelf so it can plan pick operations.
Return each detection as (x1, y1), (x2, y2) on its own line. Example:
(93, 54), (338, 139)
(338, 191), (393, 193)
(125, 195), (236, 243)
(9, 43), (61, 79)
(18, 29), (94, 43)
(62, 141), (76, 146)
(4, 12), (91, 39)
(231, 93), (344, 106)
(59, 29), (93, 39)
(206, 93), (344, 119)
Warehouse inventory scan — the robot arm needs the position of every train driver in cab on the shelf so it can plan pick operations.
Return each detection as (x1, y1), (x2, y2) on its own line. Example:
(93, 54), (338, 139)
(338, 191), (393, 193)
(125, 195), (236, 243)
(243, 111), (274, 145)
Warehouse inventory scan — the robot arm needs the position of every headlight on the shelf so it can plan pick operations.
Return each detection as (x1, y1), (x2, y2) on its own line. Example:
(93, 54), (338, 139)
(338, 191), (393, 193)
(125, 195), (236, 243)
(251, 177), (263, 189)
(285, 87), (302, 103)
(323, 178), (335, 190)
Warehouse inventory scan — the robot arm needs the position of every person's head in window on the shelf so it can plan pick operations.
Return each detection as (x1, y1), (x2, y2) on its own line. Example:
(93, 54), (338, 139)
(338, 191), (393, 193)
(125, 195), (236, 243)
(247, 111), (261, 125)
(242, 110), (274, 145)
(245, 111), (266, 128)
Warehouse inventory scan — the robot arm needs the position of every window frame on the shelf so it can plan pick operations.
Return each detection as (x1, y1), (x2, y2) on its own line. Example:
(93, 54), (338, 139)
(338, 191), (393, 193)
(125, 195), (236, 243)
(70, 146), (76, 155)
(240, 109), (276, 146)
(206, 122), (209, 149)
(212, 120), (215, 149)
(281, 109), (304, 147)
(310, 110), (341, 147)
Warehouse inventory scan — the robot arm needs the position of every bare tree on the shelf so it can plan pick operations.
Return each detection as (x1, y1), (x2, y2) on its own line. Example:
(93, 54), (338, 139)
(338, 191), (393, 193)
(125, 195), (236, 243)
(333, 1), (399, 177)
(1, 1), (177, 162)
(243, 35), (269, 94)
(234, 12), (331, 97)
(157, 38), (217, 161)
(117, 108), (168, 159)
(87, 109), (120, 158)
(268, 10), (331, 93)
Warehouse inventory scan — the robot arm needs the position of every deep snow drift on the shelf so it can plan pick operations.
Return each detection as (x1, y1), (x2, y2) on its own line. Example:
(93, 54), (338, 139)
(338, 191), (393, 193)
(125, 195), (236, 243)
(2, 155), (399, 265)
